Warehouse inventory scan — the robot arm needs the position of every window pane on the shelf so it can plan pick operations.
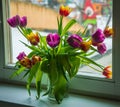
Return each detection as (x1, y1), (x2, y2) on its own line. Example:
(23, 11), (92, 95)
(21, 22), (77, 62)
(9, 0), (112, 78)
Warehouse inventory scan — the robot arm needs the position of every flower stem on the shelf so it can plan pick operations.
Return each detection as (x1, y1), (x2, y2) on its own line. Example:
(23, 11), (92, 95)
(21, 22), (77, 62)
(57, 16), (63, 54)
(87, 64), (103, 72)
(52, 48), (55, 58)
(17, 26), (27, 39)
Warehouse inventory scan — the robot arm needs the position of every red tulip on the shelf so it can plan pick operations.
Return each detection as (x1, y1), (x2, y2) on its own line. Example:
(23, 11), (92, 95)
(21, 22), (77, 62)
(103, 66), (112, 79)
(104, 26), (113, 37)
(59, 5), (71, 17)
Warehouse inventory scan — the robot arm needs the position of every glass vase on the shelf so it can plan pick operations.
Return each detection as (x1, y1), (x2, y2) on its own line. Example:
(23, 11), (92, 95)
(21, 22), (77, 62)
(48, 85), (56, 101)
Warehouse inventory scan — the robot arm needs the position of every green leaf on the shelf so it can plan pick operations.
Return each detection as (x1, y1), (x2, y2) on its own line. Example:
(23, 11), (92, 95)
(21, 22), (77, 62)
(56, 54), (71, 78)
(42, 88), (50, 96)
(54, 73), (68, 104)
(48, 58), (58, 86)
(85, 50), (96, 56)
(35, 69), (43, 99)
(79, 55), (104, 69)
(27, 62), (40, 84)
(58, 16), (63, 35)
(62, 57), (72, 78)
(69, 56), (81, 77)
(26, 28), (32, 34)
(27, 62), (40, 95)
(20, 41), (40, 52)
(27, 51), (38, 58)
(56, 59), (69, 82)
(22, 70), (30, 79)
(10, 66), (26, 79)
(40, 36), (48, 51)
(61, 19), (76, 36)
(41, 60), (49, 73)
(26, 84), (31, 96)
(91, 46), (98, 52)
(57, 17), (60, 34)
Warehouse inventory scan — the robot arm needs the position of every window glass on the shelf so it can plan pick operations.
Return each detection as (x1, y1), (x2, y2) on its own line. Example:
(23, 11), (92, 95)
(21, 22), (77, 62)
(9, 0), (112, 78)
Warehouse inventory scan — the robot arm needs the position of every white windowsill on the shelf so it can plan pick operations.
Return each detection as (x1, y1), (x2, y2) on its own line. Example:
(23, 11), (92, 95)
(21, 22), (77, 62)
(0, 82), (120, 107)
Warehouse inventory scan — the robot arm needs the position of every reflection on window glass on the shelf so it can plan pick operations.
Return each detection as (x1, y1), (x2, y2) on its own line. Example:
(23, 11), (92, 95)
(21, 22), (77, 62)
(10, 0), (112, 77)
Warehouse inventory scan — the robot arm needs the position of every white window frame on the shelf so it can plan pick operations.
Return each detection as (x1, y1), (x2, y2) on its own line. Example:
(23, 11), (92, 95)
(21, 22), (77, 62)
(0, 0), (120, 100)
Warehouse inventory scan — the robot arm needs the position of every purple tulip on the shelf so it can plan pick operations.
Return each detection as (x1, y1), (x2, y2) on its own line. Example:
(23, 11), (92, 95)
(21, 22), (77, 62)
(16, 52), (26, 61)
(20, 16), (27, 27)
(46, 33), (60, 48)
(7, 15), (20, 27)
(67, 34), (83, 48)
(92, 29), (105, 46)
(97, 43), (107, 55)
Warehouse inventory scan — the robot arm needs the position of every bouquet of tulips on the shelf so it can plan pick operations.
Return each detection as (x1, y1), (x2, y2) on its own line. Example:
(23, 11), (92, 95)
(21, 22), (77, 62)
(7, 5), (113, 104)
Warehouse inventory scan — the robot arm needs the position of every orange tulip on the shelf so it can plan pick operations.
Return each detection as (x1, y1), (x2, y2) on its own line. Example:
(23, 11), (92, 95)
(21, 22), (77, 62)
(104, 26), (113, 37)
(59, 5), (71, 17)
(20, 56), (32, 68)
(80, 40), (92, 52)
(32, 55), (41, 65)
(27, 32), (39, 45)
(103, 66), (112, 79)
